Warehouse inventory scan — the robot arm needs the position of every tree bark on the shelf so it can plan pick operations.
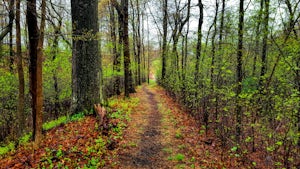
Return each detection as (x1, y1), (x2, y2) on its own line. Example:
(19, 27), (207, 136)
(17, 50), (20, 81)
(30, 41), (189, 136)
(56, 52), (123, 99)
(236, 0), (244, 144)
(161, 0), (168, 80)
(71, 0), (100, 113)
(27, 0), (43, 145)
(16, 0), (25, 137)
(210, 0), (219, 90)
(252, 0), (263, 77)
(259, 0), (270, 90)
(195, 0), (203, 83)
(123, 0), (135, 97)
(109, 2), (121, 95)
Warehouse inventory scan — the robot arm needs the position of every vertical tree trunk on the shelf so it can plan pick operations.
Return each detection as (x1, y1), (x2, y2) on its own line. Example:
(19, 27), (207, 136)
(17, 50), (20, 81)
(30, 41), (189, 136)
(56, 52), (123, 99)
(130, 0), (138, 85)
(252, 0), (263, 77)
(51, 23), (62, 118)
(259, 0), (270, 90)
(71, 0), (100, 113)
(195, 0), (203, 83)
(123, 0), (135, 97)
(147, 7), (150, 84)
(16, 0), (25, 137)
(236, 0), (244, 144)
(9, 0), (15, 72)
(210, 0), (219, 90)
(109, 2), (121, 95)
(27, 0), (43, 145)
(136, 0), (141, 85)
(161, 0), (168, 80)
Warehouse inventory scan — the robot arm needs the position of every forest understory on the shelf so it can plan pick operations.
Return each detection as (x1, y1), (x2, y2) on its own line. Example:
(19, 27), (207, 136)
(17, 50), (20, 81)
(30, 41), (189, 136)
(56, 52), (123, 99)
(0, 83), (293, 169)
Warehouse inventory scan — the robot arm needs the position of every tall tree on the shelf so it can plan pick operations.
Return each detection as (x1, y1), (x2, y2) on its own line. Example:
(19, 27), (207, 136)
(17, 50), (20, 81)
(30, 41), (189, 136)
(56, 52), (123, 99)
(8, 0), (15, 72)
(109, 2), (121, 95)
(71, 0), (100, 113)
(236, 0), (244, 144)
(16, 0), (25, 137)
(252, 0), (263, 77)
(258, 0), (270, 90)
(161, 0), (168, 80)
(27, 0), (43, 145)
(195, 0), (203, 83)
(210, 0), (219, 90)
(112, 0), (135, 97)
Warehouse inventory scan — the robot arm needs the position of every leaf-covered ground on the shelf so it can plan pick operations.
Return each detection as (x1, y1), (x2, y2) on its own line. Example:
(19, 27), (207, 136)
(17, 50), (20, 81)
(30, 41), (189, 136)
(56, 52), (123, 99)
(0, 83), (265, 169)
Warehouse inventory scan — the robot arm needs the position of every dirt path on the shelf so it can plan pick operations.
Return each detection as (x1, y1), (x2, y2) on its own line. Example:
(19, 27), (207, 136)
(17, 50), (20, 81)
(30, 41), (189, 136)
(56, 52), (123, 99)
(117, 86), (165, 169)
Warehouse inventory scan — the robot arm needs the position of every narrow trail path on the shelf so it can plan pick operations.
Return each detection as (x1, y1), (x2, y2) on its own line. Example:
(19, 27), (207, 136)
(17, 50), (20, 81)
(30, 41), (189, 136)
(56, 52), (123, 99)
(117, 86), (165, 168)
(113, 84), (241, 169)
(113, 84), (202, 169)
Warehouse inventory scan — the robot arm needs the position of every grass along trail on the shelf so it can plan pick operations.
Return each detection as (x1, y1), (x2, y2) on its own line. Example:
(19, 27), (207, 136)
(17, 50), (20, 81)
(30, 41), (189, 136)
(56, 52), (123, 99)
(114, 84), (242, 169)
(0, 83), (245, 168)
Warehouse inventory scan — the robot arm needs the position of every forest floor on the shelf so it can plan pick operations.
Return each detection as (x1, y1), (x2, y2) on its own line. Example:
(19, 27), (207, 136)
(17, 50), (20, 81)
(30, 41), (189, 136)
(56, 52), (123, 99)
(0, 83), (250, 169)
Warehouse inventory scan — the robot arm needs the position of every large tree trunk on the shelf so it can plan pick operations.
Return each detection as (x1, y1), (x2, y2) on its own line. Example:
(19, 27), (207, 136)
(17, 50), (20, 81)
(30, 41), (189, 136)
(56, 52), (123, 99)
(123, 0), (135, 97)
(236, 0), (244, 144)
(16, 0), (25, 137)
(71, 0), (100, 113)
(27, 0), (43, 145)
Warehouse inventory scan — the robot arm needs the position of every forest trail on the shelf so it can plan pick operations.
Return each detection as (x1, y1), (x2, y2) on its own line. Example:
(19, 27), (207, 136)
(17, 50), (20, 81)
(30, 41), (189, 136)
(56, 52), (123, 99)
(116, 85), (164, 168)
(112, 84), (238, 169)
(0, 84), (244, 169)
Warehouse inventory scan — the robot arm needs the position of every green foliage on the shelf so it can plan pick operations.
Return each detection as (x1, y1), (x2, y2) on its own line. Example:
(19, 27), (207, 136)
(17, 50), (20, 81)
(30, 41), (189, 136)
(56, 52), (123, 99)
(19, 132), (32, 145)
(43, 116), (67, 131)
(0, 142), (14, 156)
(70, 112), (85, 121)
(168, 153), (185, 161)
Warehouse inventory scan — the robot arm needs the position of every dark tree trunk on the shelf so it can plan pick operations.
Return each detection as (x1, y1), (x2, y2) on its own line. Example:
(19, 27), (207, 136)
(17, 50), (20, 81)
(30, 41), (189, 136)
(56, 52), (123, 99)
(130, 0), (138, 85)
(210, 0), (218, 90)
(9, 0), (15, 72)
(161, 0), (168, 80)
(27, 0), (43, 145)
(195, 0), (203, 83)
(136, 0), (141, 85)
(123, 0), (135, 97)
(109, 2), (121, 95)
(236, 0), (244, 144)
(71, 0), (100, 113)
(259, 0), (270, 90)
(253, 0), (263, 77)
(16, 0), (25, 137)
(112, 0), (135, 97)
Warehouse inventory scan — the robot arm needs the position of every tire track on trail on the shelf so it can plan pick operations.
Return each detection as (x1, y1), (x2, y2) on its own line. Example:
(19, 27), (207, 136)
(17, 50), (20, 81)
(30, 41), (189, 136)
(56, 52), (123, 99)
(117, 85), (165, 169)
